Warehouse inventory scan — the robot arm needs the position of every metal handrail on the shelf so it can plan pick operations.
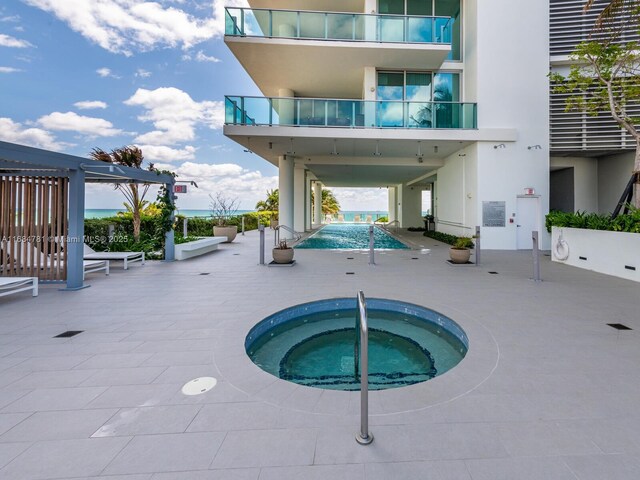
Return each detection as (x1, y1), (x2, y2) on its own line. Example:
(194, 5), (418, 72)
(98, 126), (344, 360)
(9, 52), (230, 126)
(382, 220), (400, 233)
(355, 290), (373, 445)
(274, 224), (302, 246)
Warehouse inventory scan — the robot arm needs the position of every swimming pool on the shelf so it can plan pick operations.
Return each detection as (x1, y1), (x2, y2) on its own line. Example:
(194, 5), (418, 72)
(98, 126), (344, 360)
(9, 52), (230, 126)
(246, 298), (468, 391)
(295, 224), (408, 249)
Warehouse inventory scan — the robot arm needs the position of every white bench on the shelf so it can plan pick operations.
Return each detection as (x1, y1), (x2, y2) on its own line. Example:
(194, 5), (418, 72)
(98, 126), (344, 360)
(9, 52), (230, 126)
(0, 277), (38, 298)
(175, 237), (227, 261)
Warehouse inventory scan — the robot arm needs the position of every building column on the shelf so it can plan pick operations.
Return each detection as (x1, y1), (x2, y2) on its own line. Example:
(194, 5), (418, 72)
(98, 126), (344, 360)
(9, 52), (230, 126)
(278, 88), (295, 126)
(293, 164), (306, 233)
(313, 181), (323, 225)
(164, 180), (175, 261)
(305, 175), (312, 231)
(387, 186), (398, 223)
(65, 168), (86, 290)
(278, 155), (294, 239)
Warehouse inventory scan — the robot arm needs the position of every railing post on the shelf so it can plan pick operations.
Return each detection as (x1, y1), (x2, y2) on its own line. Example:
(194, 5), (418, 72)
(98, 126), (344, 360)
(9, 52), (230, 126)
(183, 218), (188, 238)
(259, 224), (265, 265)
(475, 226), (480, 266)
(241, 216), (245, 236)
(532, 231), (541, 282)
(368, 225), (375, 265)
(355, 291), (373, 445)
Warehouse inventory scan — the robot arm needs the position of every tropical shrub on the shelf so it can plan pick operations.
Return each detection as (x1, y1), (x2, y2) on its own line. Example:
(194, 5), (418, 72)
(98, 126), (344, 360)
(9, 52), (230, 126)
(423, 230), (474, 247)
(545, 209), (640, 233)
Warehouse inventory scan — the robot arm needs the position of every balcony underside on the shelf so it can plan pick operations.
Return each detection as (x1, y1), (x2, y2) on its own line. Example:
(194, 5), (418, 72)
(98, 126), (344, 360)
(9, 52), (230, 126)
(224, 125), (517, 178)
(225, 37), (450, 98)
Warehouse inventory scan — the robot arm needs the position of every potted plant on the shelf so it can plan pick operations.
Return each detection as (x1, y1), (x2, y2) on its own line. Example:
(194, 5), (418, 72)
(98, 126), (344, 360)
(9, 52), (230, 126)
(449, 236), (474, 264)
(272, 239), (294, 264)
(269, 213), (279, 230)
(209, 192), (239, 243)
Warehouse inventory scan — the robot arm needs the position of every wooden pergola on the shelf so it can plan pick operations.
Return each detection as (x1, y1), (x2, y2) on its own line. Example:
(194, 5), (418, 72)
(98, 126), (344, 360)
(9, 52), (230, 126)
(0, 141), (175, 290)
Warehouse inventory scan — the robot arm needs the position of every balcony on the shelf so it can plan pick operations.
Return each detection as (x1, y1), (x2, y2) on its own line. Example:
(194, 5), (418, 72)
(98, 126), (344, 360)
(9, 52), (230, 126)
(224, 8), (452, 98)
(225, 96), (477, 130)
(225, 7), (453, 45)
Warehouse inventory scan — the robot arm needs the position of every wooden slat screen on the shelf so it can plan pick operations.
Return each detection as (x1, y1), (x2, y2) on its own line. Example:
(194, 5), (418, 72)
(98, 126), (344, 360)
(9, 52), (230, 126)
(0, 175), (68, 281)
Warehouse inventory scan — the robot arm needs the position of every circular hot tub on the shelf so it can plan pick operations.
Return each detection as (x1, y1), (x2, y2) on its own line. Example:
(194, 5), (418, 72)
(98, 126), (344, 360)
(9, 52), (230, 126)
(245, 298), (468, 391)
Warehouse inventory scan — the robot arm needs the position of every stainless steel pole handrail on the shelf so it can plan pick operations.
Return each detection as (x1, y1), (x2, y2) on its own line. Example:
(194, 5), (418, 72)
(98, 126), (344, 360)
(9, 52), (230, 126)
(355, 291), (373, 445)
(274, 224), (302, 245)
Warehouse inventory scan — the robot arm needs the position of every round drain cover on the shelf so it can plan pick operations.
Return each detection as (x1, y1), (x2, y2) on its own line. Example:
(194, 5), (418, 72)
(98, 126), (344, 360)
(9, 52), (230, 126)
(181, 377), (217, 396)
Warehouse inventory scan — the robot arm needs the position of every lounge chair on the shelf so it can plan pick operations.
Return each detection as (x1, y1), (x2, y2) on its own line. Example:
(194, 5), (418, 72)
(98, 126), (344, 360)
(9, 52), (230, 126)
(338, 214), (345, 222)
(83, 244), (144, 270)
(82, 259), (109, 280)
(365, 215), (372, 223)
(13, 243), (110, 281)
(354, 215), (361, 223)
(0, 277), (38, 298)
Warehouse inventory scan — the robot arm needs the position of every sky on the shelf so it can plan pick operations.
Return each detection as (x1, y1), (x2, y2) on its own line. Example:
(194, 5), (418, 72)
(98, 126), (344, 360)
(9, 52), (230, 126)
(0, 0), (389, 212)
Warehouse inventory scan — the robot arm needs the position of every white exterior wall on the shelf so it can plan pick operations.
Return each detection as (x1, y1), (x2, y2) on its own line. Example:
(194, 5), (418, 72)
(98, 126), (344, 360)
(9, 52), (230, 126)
(278, 155), (294, 239)
(550, 156), (598, 213)
(398, 184), (423, 228)
(435, 149), (474, 237)
(388, 186), (398, 222)
(598, 152), (635, 214)
(471, 0), (550, 249)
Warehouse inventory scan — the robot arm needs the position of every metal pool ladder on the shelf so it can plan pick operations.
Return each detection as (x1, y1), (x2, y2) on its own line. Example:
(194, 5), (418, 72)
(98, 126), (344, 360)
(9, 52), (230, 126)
(355, 290), (373, 445)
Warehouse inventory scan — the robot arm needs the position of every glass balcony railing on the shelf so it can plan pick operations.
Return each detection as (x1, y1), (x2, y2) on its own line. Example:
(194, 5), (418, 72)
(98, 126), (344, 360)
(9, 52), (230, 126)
(225, 96), (477, 129)
(225, 7), (453, 45)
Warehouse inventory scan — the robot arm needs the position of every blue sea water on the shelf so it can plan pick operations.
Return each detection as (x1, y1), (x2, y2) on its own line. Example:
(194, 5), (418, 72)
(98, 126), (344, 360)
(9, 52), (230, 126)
(85, 209), (390, 220)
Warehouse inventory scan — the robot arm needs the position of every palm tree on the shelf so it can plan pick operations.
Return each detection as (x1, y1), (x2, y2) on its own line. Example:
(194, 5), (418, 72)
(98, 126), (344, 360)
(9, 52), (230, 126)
(584, 0), (638, 27)
(90, 146), (154, 242)
(321, 189), (341, 215)
(255, 189), (279, 212)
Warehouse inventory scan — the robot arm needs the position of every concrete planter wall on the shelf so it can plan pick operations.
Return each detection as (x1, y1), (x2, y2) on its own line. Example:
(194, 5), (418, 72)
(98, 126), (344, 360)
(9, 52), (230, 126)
(551, 227), (639, 282)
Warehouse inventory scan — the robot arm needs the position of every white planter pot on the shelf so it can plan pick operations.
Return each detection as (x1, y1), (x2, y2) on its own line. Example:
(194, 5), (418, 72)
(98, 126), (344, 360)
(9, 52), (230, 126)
(551, 227), (639, 282)
(272, 247), (294, 264)
(213, 226), (238, 243)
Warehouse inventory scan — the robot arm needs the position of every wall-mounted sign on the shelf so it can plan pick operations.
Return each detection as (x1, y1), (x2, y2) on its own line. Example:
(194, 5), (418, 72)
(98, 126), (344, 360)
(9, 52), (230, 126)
(524, 187), (535, 195)
(174, 185), (187, 194)
(482, 201), (506, 227)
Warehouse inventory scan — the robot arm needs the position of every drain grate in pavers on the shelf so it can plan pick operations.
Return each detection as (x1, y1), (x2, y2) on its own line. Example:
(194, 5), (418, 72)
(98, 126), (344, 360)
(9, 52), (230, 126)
(411, 257), (419, 260)
(608, 323), (632, 330)
(54, 330), (83, 338)
(488, 271), (499, 275)
(233, 254), (240, 256)
(346, 272), (355, 275)
(625, 265), (636, 271)
(200, 273), (210, 276)
(347, 257), (354, 260)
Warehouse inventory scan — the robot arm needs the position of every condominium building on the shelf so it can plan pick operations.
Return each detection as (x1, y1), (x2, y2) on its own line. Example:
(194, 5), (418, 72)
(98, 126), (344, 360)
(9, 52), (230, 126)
(550, 0), (638, 215)
(222, 1), (629, 249)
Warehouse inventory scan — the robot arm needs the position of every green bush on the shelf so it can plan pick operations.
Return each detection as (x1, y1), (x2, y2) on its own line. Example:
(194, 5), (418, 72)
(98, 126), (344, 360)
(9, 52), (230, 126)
(545, 209), (640, 233)
(376, 216), (389, 223)
(423, 230), (474, 247)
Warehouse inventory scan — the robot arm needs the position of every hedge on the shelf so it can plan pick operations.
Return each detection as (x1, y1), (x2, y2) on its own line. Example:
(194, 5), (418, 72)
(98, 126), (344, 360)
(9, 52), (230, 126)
(545, 209), (640, 234)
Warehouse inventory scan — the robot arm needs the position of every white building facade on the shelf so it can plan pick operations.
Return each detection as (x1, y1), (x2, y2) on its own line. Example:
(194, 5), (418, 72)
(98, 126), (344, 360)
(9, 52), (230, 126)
(224, 0), (555, 249)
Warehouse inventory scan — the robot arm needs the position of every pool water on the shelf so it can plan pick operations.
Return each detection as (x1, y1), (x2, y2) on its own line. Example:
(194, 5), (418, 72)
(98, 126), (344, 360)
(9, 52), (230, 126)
(295, 224), (408, 250)
(246, 299), (468, 391)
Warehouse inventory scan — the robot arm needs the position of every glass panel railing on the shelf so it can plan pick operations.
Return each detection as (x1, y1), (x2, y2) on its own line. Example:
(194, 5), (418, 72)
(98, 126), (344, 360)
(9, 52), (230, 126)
(225, 8), (452, 45)
(225, 96), (476, 129)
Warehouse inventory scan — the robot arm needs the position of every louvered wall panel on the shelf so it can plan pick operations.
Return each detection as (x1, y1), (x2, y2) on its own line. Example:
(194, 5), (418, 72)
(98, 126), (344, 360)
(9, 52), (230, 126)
(550, 0), (639, 153)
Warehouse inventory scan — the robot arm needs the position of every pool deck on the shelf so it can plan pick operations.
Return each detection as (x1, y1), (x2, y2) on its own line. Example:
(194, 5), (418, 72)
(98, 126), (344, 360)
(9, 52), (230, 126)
(0, 228), (639, 479)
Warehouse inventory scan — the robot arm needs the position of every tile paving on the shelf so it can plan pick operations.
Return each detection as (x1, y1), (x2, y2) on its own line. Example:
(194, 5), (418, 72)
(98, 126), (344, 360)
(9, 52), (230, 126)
(0, 228), (638, 478)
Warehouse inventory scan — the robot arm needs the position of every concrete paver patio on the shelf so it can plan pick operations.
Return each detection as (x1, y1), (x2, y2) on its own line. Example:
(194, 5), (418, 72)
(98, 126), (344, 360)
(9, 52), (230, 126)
(0, 228), (638, 479)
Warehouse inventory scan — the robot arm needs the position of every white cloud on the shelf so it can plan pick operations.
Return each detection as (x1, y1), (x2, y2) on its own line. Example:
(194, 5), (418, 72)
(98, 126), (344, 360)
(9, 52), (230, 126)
(0, 66), (22, 73)
(0, 117), (64, 150)
(183, 49), (220, 63)
(96, 67), (116, 78)
(1, 15), (21, 22)
(331, 187), (389, 212)
(135, 68), (151, 78)
(74, 100), (108, 110)
(136, 144), (196, 161)
(124, 87), (223, 145)
(155, 160), (278, 209)
(37, 111), (123, 137)
(0, 33), (32, 48)
(22, 0), (248, 55)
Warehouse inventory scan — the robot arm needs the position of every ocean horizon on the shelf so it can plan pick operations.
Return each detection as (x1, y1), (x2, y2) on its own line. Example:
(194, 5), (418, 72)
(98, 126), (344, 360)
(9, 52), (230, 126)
(85, 209), (392, 222)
